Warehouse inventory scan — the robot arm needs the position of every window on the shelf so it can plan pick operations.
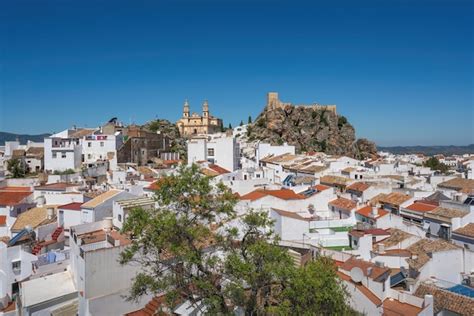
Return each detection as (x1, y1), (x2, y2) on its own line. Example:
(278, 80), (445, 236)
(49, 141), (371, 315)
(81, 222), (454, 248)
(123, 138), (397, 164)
(12, 261), (21, 273)
(118, 214), (122, 222)
(52, 152), (57, 158)
(100, 142), (104, 147)
(88, 142), (92, 147)
(207, 148), (215, 156)
(88, 154), (92, 159)
(61, 152), (67, 158)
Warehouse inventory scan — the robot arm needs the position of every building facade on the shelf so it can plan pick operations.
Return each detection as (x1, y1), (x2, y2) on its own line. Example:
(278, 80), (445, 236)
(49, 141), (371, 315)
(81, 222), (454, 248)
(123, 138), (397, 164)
(176, 100), (223, 136)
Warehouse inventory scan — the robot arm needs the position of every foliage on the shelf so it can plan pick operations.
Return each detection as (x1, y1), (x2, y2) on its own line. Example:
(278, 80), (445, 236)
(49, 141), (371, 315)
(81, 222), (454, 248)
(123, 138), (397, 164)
(248, 115), (252, 124)
(240, 120), (244, 126)
(423, 157), (450, 173)
(53, 168), (76, 175)
(120, 165), (351, 314)
(228, 123), (233, 129)
(275, 257), (351, 316)
(7, 158), (26, 178)
(337, 116), (348, 128)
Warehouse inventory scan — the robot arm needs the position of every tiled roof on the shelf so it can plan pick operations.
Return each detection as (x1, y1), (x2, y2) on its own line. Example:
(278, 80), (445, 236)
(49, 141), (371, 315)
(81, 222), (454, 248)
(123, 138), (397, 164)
(438, 178), (474, 193)
(240, 189), (304, 201)
(406, 239), (459, 270)
(349, 228), (390, 238)
(208, 164), (230, 175)
(0, 215), (6, 225)
(272, 208), (312, 221)
(11, 205), (58, 231)
(347, 182), (371, 192)
(340, 257), (390, 282)
(12, 149), (26, 158)
(0, 191), (32, 206)
(376, 228), (415, 248)
(68, 128), (96, 138)
(0, 186), (31, 192)
(380, 192), (412, 207)
(356, 205), (389, 220)
(81, 190), (121, 208)
(453, 223), (474, 238)
(26, 147), (44, 158)
(369, 193), (387, 206)
(34, 182), (78, 191)
(404, 201), (438, 213)
(329, 197), (357, 211)
(314, 184), (330, 191)
(58, 202), (83, 211)
(415, 283), (474, 315)
(425, 207), (469, 221)
(382, 298), (422, 316)
(320, 175), (351, 186)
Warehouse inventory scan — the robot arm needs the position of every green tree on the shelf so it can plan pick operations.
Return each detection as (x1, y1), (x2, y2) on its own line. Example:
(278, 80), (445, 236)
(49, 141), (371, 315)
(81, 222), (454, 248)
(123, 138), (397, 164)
(7, 158), (26, 178)
(228, 123), (233, 129)
(240, 120), (244, 126)
(248, 115), (252, 124)
(424, 157), (449, 173)
(120, 165), (351, 314)
(275, 257), (351, 315)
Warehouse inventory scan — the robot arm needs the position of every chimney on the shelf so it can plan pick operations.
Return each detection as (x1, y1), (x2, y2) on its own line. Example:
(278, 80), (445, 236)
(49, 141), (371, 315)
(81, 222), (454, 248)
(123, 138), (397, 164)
(377, 243), (385, 254)
(47, 207), (54, 220)
(371, 207), (379, 217)
(103, 217), (113, 230)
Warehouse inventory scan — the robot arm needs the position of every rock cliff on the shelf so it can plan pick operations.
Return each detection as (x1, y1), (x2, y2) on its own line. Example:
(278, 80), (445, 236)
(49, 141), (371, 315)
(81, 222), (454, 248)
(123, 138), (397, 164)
(247, 103), (377, 159)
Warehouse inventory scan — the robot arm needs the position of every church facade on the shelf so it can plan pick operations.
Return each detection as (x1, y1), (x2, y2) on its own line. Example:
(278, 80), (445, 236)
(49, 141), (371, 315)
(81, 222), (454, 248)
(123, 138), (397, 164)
(176, 100), (223, 136)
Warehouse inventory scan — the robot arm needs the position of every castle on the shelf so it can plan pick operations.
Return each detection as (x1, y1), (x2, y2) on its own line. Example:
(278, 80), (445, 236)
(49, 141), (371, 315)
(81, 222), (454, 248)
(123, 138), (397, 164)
(266, 92), (337, 114)
(176, 100), (223, 136)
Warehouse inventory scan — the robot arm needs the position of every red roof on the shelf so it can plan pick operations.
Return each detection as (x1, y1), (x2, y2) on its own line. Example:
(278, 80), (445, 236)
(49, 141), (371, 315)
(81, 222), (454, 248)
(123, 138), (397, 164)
(208, 164), (230, 175)
(405, 201), (438, 213)
(240, 189), (304, 201)
(0, 215), (6, 226)
(58, 202), (83, 211)
(314, 184), (330, 191)
(347, 182), (371, 192)
(0, 186), (31, 192)
(329, 197), (357, 211)
(0, 191), (32, 206)
(356, 205), (389, 220)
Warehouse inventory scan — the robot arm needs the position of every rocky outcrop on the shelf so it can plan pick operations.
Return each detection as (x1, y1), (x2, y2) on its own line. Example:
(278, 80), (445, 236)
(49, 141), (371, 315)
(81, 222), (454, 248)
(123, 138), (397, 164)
(247, 103), (377, 159)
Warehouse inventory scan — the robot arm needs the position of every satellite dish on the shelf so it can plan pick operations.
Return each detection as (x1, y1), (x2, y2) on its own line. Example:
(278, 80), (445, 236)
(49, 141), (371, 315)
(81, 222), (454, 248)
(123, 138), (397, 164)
(350, 267), (364, 283)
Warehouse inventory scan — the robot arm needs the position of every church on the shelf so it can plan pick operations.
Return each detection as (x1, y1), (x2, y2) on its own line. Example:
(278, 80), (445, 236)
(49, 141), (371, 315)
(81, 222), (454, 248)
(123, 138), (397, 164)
(176, 100), (223, 136)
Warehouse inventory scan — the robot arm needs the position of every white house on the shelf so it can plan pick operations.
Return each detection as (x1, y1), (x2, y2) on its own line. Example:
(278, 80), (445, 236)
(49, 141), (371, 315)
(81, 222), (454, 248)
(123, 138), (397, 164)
(112, 197), (155, 229)
(187, 134), (240, 172)
(80, 190), (137, 224)
(82, 132), (123, 171)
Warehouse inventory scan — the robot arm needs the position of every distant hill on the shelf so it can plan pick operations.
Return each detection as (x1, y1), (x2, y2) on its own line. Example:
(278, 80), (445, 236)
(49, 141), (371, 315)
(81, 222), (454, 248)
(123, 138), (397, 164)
(377, 144), (474, 156)
(0, 131), (50, 145)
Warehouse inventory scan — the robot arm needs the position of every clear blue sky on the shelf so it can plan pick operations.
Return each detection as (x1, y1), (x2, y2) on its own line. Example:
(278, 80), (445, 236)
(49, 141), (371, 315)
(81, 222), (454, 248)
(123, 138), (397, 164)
(1, 0), (472, 146)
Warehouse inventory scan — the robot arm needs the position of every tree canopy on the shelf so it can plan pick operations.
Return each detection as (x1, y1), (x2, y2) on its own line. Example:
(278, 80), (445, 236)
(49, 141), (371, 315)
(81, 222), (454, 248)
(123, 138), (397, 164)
(424, 157), (450, 173)
(7, 158), (26, 178)
(120, 164), (351, 315)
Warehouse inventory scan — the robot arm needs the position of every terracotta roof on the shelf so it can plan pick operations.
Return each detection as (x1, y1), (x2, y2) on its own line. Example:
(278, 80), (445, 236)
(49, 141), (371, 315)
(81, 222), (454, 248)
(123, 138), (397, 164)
(26, 147), (44, 158)
(405, 201), (438, 213)
(380, 192), (412, 207)
(314, 184), (330, 191)
(453, 223), (474, 238)
(438, 178), (474, 193)
(425, 207), (469, 221)
(0, 186), (31, 192)
(349, 228), (390, 238)
(240, 189), (304, 201)
(0, 215), (6, 225)
(125, 294), (167, 316)
(340, 257), (390, 282)
(407, 239), (459, 270)
(329, 197), (357, 211)
(369, 193), (388, 206)
(11, 205), (58, 231)
(320, 175), (351, 186)
(337, 271), (382, 306)
(356, 205), (389, 220)
(81, 190), (121, 208)
(342, 167), (357, 173)
(347, 182), (371, 192)
(415, 283), (474, 315)
(382, 298), (422, 316)
(376, 228), (415, 249)
(35, 182), (79, 191)
(69, 128), (96, 138)
(208, 164), (230, 175)
(58, 202), (83, 211)
(0, 191), (32, 206)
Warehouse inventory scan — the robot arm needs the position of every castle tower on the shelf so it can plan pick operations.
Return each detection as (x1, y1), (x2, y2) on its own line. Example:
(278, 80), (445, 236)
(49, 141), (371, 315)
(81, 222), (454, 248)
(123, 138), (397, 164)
(183, 99), (190, 118)
(267, 92), (279, 109)
(202, 100), (209, 118)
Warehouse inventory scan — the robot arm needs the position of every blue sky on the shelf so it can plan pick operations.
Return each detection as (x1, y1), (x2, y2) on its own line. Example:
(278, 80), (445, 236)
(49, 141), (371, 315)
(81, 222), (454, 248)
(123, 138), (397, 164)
(1, 0), (472, 146)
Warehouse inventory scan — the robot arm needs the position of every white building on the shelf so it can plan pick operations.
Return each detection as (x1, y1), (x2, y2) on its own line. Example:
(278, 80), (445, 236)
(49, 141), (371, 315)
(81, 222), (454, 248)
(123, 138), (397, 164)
(112, 197), (155, 230)
(187, 134), (240, 172)
(256, 143), (295, 165)
(82, 132), (123, 171)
